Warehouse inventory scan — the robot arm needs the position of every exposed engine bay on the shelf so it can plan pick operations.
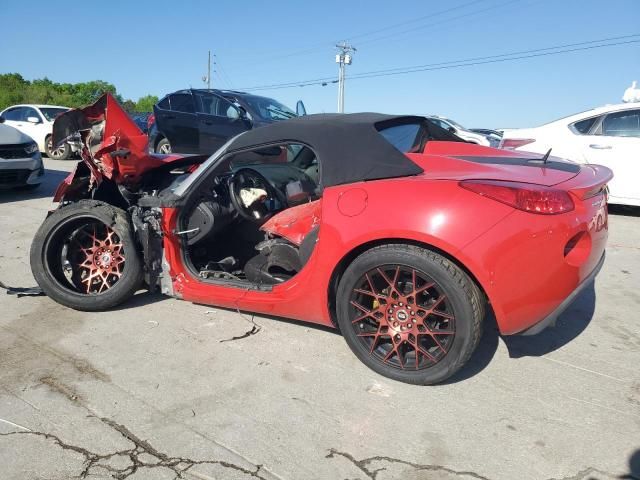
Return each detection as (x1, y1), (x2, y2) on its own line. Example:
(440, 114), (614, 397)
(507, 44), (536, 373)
(178, 143), (321, 285)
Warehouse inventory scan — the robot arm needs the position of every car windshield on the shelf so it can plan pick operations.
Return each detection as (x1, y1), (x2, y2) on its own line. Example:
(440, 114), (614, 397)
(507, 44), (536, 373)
(242, 96), (296, 121)
(39, 107), (69, 121)
(444, 118), (465, 130)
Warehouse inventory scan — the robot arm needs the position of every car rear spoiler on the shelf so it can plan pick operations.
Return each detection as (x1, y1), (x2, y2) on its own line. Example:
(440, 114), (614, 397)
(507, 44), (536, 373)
(559, 164), (613, 200)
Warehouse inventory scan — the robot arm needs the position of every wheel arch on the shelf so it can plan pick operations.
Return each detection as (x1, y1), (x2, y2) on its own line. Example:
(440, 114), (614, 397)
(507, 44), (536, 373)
(326, 237), (491, 327)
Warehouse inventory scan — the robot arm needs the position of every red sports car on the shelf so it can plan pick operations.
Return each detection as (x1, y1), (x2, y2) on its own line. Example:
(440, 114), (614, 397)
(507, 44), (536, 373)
(30, 94), (612, 385)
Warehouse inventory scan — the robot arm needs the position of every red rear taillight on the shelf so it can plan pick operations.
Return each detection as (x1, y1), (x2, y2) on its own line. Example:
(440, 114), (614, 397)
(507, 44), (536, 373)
(147, 114), (155, 128)
(500, 138), (535, 150)
(460, 180), (574, 215)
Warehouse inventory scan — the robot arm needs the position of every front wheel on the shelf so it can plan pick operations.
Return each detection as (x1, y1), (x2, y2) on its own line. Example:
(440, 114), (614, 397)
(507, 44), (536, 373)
(155, 138), (172, 154)
(30, 200), (143, 311)
(336, 244), (484, 385)
(45, 136), (71, 160)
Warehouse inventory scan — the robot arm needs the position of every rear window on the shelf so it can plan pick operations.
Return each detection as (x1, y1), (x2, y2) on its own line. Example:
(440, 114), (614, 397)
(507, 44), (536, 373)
(169, 94), (194, 114)
(571, 116), (598, 134)
(377, 123), (421, 153)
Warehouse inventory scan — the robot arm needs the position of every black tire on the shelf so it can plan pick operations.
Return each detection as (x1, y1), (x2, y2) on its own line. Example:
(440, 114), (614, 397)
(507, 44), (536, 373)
(30, 200), (143, 311)
(336, 244), (484, 385)
(45, 135), (71, 160)
(155, 138), (171, 154)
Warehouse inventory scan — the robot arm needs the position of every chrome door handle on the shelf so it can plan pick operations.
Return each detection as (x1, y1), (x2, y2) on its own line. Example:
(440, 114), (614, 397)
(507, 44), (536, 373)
(589, 144), (612, 150)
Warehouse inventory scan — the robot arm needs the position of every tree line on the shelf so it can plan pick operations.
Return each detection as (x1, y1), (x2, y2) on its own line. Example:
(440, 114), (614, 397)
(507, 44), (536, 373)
(0, 73), (158, 113)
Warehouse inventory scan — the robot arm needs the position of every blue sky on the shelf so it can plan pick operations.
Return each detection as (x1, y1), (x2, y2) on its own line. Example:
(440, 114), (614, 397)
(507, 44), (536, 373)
(1, 0), (638, 127)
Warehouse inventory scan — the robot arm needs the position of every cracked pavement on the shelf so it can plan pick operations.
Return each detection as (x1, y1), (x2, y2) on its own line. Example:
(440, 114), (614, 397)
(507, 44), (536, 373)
(0, 158), (639, 480)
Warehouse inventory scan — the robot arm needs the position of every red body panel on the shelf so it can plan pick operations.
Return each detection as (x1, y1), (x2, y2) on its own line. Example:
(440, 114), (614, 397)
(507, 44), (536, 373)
(260, 200), (321, 246)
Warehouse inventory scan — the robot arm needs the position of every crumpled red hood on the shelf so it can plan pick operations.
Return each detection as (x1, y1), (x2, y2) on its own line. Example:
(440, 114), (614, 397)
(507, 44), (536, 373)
(52, 93), (186, 185)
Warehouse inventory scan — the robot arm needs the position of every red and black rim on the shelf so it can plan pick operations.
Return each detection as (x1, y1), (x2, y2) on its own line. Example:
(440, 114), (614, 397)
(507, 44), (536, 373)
(44, 218), (126, 295)
(348, 265), (456, 370)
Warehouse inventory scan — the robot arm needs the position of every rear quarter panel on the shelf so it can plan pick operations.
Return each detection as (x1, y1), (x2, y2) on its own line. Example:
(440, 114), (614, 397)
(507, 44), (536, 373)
(289, 176), (515, 324)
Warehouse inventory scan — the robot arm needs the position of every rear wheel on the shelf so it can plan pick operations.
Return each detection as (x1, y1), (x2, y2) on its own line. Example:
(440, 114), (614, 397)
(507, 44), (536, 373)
(30, 200), (143, 311)
(156, 138), (171, 154)
(336, 244), (484, 385)
(45, 135), (71, 160)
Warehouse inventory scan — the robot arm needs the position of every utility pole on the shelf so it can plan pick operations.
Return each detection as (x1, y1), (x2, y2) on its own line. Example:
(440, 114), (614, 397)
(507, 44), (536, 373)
(335, 42), (356, 113)
(202, 50), (215, 90)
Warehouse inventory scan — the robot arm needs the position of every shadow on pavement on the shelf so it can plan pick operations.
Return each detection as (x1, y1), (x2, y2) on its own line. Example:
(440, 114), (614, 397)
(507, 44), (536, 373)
(0, 168), (70, 204)
(502, 282), (596, 358)
(608, 204), (640, 218)
(622, 449), (640, 479)
(622, 449), (640, 480)
(441, 307), (500, 384)
(110, 290), (168, 311)
(444, 281), (596, 383)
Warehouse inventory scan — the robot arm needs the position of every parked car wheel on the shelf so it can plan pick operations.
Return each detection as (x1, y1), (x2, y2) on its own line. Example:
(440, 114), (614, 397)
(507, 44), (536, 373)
(45, 135), (71, 160)
(30, 200), (143, 311)
(336, 244), (484, 385)
(156, 138), (172, 154)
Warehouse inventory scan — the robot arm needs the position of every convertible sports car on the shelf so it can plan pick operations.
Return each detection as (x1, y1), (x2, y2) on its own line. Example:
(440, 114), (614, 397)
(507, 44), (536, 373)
(30, 94), (612, 385)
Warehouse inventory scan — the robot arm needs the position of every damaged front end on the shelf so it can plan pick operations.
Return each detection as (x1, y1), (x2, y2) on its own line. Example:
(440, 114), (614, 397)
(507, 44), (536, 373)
(50, 93), (208, 293)
(52, 93), (201, 204)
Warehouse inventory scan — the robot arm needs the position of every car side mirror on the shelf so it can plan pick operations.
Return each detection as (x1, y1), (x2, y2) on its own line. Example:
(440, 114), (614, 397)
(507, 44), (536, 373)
(448, 126), (456, 133)
(0, 115), (4, 124)
(27, 116), (41, 124)
(237, 105), (251, 123)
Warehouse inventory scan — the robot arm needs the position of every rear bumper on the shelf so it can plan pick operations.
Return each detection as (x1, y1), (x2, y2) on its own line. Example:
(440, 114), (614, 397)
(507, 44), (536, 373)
(515, 252), (604, 336)
(459, 193), (608, 335)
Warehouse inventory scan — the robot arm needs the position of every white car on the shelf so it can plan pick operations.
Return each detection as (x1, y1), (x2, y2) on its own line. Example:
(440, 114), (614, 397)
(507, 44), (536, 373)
(0, 119), (44, 190)
(0, 104), (74, 159)
(500, 103), (640, 207)
(427, 116), (491, 146)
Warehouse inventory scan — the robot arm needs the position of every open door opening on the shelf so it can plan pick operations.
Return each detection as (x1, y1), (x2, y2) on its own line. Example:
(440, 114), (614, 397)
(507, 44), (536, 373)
(178, 142), (321, 287)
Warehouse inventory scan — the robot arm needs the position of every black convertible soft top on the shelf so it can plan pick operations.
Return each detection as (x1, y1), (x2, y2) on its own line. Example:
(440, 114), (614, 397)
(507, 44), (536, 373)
(226, 113), (458, 188)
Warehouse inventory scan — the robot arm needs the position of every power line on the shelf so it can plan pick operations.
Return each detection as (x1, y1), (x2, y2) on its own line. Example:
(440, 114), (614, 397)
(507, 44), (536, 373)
(216, 61), (235, 89)
(355, 0), (525, 47)
(223, 0), (502, 70)
(236, 34), (640, 92)
(343, 0), (488, 42)
(348, 33), (640, 79)
(350, 38), (640, 81)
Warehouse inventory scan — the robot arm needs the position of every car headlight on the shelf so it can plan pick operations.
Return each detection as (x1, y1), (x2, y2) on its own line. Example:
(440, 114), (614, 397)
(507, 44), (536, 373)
(25, 142), (39, 155)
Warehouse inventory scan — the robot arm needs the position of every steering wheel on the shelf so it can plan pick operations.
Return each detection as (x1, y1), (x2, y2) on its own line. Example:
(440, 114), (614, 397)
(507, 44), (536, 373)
(229, 168), (287, 222)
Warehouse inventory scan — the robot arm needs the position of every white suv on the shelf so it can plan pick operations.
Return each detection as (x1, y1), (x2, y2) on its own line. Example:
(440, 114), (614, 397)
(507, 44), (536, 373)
(500, 103), (640, 207)
(0, 104), (74, 159)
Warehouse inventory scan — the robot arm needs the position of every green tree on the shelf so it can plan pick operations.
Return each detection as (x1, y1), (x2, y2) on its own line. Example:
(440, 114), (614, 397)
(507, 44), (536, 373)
(135, 95), (159, 112)
(0, 73), (29, 109)
(122, 99), (137, 112)
(71, 80), (118, 105)
(0, 73), (158, 113)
